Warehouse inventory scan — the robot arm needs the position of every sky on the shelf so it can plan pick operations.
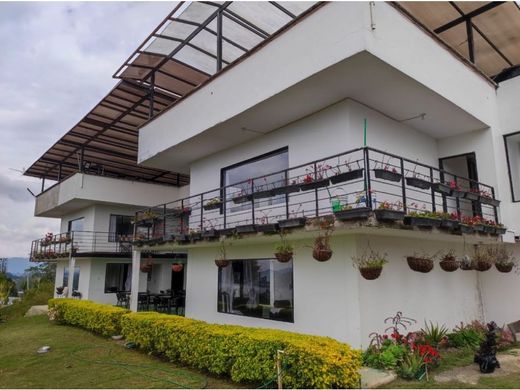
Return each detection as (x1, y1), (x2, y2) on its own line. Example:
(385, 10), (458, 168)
(0, 1), (174, 258)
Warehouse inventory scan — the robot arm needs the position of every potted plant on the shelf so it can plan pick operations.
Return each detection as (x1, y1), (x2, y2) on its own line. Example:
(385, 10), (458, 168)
(479, 189), (500, 207)
(405, 165), (431, 190)
(459, 254), (474, 271)
(256, 211), (279, 234)
(407, 251), (436, 273)
(464, 187), (480, 201)
(333, 191), (371, 221)
(271, 179), (301, 196)
(439, 249), (459, 272)
(472, 246), (494, 272)
(438, 211), (459, 230)
(278, 205), (307, 229)
(232, 186), (252, 204)
(330, 158), (364, 184)
(274, 232), (294, 263)
(448, 180), (465, 198)
(373, 165), (402, 182)
(203, 197), (222, 211)
(352, 247), (388, 280)
(403, 207), (442, 228)
(492, 246), (515, 273)
(299, 164), (331, 191)
(252, 177), (275, 200)
(311, 217), (334, 262)
(171, 263), (184, 273)
(171, 206), (192, 217)
(215, 237), (230, 268)
(202, 219), (220, 240)
(432, 181), (452, 196)
(374, 200), (405, 222)
(459, 216), (475, 234)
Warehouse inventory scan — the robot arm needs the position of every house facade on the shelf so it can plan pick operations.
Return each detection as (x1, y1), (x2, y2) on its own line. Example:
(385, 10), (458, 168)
(26, 2), (520, 348)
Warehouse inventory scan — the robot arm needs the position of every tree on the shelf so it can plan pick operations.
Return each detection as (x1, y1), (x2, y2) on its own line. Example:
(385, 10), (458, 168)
(0, 274), (16, 305)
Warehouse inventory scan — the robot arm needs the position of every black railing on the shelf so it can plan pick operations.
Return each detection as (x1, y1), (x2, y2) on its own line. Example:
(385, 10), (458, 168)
(134, 146), (501, 244)
(30, 231), (133, 261)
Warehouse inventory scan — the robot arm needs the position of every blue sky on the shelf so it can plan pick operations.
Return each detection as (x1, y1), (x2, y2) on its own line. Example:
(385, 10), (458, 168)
(0, 2), (174, 257)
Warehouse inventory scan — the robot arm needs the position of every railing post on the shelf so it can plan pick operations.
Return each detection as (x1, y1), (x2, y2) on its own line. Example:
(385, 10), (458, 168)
(314, 162), (319, 217)
(200, 194), (204, 230)
(429, 167), (436, 213)
(163, 204), (167, 240)
(251, 179), (256, 225)
(364, 148), (372, 209)
(216, 10), (223, 71)
(454, 175), (461, 217)
(222, 190), (227, 229)
(180, 199), (185, 234)
(400, 157), (407, 213)
(491, 187), (499, 223)
(284, 169), (290, 219)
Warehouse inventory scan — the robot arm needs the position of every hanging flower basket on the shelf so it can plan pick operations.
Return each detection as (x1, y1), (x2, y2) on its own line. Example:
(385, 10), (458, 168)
(140, 263), (152, 273)
(334, 207), (371, 221)
(481, 197), (500, 207)
(171, 263), (184, 273)
(330, 169), (364, 185)
(257, 223), (279, 234)
(300, 178), (330, 192)
(439, 255), (459, 272)
(312, 248), (332, 262)
(359, 267), (383, 280)
(432, 182), (452, 196)
(496, 262), (513, 273)
(406, 177), (431, 190)
(474, 260), (492, 272)
(215, 259), (230, 268)
(373, 169), (402, 182)
(374, 209), (405, 222)
(464, 191), (480, 201)
(407, 256), (434, 273)
(278, 217), (307, 229)
(271, 183), (301, 196)
(458, 224), (474, 234)
(236, 224), (257, 234)
(460, 261), (474, 271)
(274, 251), (293, 263)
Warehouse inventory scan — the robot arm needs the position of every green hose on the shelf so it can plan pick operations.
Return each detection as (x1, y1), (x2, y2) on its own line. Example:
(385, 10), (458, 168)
(69, 345), (208, 389)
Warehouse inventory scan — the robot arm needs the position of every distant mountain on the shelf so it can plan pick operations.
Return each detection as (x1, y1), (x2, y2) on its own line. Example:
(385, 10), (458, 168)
(6, 258), (31, 275)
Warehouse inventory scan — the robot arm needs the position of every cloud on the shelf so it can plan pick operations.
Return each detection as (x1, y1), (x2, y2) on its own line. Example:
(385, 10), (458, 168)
(0, 1), (175, 257)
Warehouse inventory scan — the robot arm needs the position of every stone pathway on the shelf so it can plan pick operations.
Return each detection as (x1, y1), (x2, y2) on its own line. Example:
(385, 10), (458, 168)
(360, 367), (397, 388)
(435, 349), (520, 385)
(25, 305), (49, 317)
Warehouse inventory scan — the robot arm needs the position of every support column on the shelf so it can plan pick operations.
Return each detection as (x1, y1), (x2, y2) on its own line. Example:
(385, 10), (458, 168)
(130, 249), (141, 312)
(67, 255), (76, 297)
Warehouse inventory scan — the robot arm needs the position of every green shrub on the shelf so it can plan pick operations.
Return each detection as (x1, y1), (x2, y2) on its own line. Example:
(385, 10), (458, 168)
(447, 324), (485, 349)
(48, 299), (129, 336)
(48, 300), (361, 388)
(0, 280), (54, 320)
(363, 341), (407, 369)
(421, 321), (449, 347)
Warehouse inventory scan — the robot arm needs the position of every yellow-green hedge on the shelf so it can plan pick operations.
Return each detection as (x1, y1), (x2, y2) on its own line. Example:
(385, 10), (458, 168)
(48, 300), (361, 388)
(48, 299), (129, 336)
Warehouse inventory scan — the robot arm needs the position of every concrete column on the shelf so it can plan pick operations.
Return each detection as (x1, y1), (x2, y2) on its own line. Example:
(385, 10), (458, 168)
(67, 255), (76, 297)
(130, 249), (141, 311)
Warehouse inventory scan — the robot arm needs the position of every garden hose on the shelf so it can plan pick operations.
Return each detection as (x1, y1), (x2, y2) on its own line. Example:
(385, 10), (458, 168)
(69, 345), (207, 389)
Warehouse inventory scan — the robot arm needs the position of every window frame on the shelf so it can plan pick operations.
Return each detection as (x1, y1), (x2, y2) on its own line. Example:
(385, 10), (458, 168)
(108, 214), (134, 242)
(219, 147), (289, 214)
(504, 131), (520, 203)
(104, 263), (131, 293)
(67, 217), (84, 232)
(216, 257), (294, 323)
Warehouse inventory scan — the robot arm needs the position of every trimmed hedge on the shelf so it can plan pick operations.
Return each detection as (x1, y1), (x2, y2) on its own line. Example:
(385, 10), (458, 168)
(48, 299), (129, 336)
(48, 300), (361, 388)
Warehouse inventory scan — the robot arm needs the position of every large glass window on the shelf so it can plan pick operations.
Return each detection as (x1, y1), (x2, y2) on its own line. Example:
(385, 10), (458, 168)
(109, 215), (133, 242)
(67, 217), (84, 232)
(222, 148), (288, 212)
(104, 263), (131, 292)
(217, 259), (293, 323)
(505, 132), (520, 202)
(63, 266), (80, 290)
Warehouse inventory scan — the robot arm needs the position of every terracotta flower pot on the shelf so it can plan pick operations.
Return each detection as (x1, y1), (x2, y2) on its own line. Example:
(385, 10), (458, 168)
(274, 252), (293, 263)
(215, 259), (230, 268)
(407, 256), (434, 273)
(439, 256), (459, 272)
(359, 267), (383, 280)
(474, 260), (492, 272)
(171, 263), (184, 272)
(312, 248), (332, 262)
(495, 263), (513, 273)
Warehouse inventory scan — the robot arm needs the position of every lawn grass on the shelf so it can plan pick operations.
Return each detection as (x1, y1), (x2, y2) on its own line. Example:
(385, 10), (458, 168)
(0, 315), (241, 389)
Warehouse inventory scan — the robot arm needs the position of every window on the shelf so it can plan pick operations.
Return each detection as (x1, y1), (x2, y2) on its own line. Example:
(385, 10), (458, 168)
(63, 266), (80, 290)
(68, 217), (84, 232)
(217, 258), (293, 322)
(109, 215), (133, 242)
(504, 132), (520, 202)
(221, 148), (289, 212)
(104, 263), (131, 293)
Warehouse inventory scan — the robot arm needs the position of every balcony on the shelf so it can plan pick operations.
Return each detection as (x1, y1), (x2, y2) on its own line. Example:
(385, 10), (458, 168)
(134, 147), (504, 247)
(30, 231), (133, 261)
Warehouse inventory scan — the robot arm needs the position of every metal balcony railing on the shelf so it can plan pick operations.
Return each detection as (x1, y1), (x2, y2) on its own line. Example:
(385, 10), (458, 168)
(134, 146), (502, 244)
(30, 231), (133, 261)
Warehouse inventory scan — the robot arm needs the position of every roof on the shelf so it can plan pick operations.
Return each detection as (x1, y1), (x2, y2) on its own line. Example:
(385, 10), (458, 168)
(24, 1), (320, 186)
(396, 1), (520, 79)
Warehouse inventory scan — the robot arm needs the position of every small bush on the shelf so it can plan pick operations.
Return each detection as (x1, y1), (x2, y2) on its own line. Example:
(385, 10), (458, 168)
(0, 281), (54, 320)
(48, 299), (129, 336)
(47, 300), (361, 388)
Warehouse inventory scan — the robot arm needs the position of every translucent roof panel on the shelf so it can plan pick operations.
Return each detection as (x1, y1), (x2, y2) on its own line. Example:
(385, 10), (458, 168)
(397, 1), (520, 78)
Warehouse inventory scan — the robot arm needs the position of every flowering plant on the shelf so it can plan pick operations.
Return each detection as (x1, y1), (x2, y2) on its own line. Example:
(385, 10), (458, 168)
(377, 200), (403, 211)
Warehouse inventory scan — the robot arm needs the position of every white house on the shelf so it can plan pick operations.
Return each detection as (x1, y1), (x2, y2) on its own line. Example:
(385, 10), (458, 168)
(26, 2), (520, 348)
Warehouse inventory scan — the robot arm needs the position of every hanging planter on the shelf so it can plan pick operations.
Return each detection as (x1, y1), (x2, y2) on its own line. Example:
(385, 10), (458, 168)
(490, 245), (515, 273)
(232, 193), (252, 204)
(271, 183), (301, 196)
(496, 262), (513, 273)
(404, 214), (442, 228)
(464, 191), (480, 201)
(203, 198), (222, 211)
(171, 263), (184, 273)
(374, 202), (405, 222)
(432, 182), (452, 196)
(472, 246), (493, 272)
(300, 178), (330, 192)
(406, 177), (431, 190)
(359, 267), (384, 280)
(373, 168), (402, 182)
(236, 224), (257, 234)
(202, 229), (220, 240)
(256, 223), (279, 234)
(353, 247), (388, 281)
(218, 227), (235, 236)
(495, 226), (507, 235)
(458, 224), (474, 234)
(334, 207), (371, 221)
(311, 218), (334, 262)
(215, 259), (230, 268)
(474, 260), (492, 272)
(278, 217), (307, 229)
(330, 168), (364, 185)
(440, 218), (459, 230)
(275, 251), (293, 263)
(407, 255), (434, 273)
(252, 188), (275, 200)
(439, 251), (459, 272)
(481, 196), (500, 207)
(312, 248), (332, 262)
(274, 232), (294, 263)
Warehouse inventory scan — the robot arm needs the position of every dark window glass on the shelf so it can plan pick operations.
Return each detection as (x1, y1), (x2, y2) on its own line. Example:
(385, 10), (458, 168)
(222, 148), (288, 213)
(68, 218), (84, 232)
(63, 266), (80, 290)
(109, 215), (133, 242)
(104, 263), (131, 293)
(217, 259), (293, 323)
(505, 132), (520, 202)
